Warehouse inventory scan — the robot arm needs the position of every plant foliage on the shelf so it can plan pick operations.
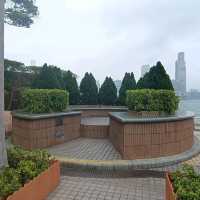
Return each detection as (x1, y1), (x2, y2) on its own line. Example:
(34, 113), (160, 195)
(171, 164), (200, 200)
(137, 61), (174, 90)
(0, 147), (52, 198)
(63, 71), (80, 105)
(80, 72), (98, 105)
(118, 72), (136, 105)
(5, 0), (39, 28)
(98, 77), (117, 105)
(126, 89), (179, 114)
(32, 63), (63, 89)
(22, 89), (69, 113)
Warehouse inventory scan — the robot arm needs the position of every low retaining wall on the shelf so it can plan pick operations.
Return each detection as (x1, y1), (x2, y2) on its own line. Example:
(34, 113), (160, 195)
(12, 111), (81, 149)
(81, 125), (109, 138)
(109, 112), (194, 159)
(81, 117), (109, 138)
(70, 106), (128, 117)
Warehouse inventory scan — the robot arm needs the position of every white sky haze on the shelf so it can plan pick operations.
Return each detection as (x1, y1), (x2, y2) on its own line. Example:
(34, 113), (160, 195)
(5, 0), (200, 90)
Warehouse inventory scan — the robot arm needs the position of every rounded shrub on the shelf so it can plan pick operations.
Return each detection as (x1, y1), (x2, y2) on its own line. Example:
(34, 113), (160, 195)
(126, 89), (179, 114)
(22, 89), (69, 113)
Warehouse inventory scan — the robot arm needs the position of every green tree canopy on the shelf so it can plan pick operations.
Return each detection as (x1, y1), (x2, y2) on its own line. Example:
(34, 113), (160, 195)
(4, 59), (34, 110)
(98, 77), (117, 105)
(118, 72), (136, 105)
(80, 72), (98, 105)
(137, 61), (174, 90)
(32, 63), (63, 89)
(5, 0), (38, 28)
(63, 70), (80, 105)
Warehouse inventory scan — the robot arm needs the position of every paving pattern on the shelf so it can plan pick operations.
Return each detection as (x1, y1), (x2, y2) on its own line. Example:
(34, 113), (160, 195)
(48, 138), (121, 160)
(47, 130), (200, 200)
(48, 175), (165, 200)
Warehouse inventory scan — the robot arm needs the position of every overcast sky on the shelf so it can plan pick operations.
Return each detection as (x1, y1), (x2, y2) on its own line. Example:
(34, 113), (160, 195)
(5, 0), (200, 90)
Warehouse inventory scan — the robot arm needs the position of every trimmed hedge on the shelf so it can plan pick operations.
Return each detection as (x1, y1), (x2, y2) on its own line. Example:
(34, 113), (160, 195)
(126, 89), (179, 114)
(22, 89), (69, 113)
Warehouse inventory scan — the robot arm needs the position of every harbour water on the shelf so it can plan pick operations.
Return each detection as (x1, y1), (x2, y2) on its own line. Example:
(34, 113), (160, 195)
(179, 99), (200, 118)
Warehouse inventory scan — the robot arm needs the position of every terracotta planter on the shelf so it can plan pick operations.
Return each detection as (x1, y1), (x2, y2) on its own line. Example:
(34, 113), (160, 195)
(166, 173), (177, 200)
(7, 160), (60, 200)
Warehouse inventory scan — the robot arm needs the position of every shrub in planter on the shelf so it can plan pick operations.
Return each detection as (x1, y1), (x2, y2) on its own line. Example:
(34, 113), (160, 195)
(167, 164), (200, 200)
(7, 147), (51, 171)
(17, 160), (39, 185)
(0, 168), (21, 199)
(21, 89), (69, 113)
(0, 147), (55, 199)
(126, 89), (179, 114)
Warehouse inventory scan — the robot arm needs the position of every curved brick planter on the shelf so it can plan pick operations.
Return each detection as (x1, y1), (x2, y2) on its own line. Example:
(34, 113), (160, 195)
(109, 111), (195, 159)
(166, 173), (177, 200)
(56, 136), (200, 171)
(6, 160), (60, 200)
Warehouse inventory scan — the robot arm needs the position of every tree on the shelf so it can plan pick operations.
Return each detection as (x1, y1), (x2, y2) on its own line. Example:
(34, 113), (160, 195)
(63, 71), (80, 105)
(1, 0), (38, 167)
(99, 77), (117, 105)
(118, 72), (136, 105)
(4, 0), (38, 28)
(80, 73), (98, 105)
(137, 61), (174, 90)
(4, 59), (35, 110)
(32, 64), (63, 89)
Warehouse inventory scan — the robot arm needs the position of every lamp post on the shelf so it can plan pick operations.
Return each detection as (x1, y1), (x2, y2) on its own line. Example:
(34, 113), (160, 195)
(0, 0), (7, 168)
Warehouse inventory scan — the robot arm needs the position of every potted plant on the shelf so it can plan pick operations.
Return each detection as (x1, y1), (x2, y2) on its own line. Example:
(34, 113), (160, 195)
(0, 147), (60, 200)
(166, 164), (200, 200)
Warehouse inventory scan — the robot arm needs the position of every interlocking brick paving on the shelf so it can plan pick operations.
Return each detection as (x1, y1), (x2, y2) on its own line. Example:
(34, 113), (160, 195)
(48, 173), (165, 200)
(48, 138), (121, 160)
(47, 130), (200, 200)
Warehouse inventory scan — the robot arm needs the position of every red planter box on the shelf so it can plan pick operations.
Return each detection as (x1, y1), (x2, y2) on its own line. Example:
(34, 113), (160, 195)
(7, 160), (60, 200)
(166, 173), (177, 200)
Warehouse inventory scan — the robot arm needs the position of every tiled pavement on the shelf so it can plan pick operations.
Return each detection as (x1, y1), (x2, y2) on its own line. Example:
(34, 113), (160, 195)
(48, 138), (121, 160)
(48, 131), (200, 200)
(48, 175), (165, 200)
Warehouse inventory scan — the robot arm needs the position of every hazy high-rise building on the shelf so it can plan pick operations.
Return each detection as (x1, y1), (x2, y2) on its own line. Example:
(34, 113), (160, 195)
(30, 59), (36, 66)
(141, 65), (150, 77)
(175, 52), (187, 96)
(114, 80), (122, 96)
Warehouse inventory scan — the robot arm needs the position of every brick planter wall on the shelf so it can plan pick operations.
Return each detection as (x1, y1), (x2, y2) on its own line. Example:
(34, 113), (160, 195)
(109, 113), (194, 159)
(81, 124), (109, 138)
(12, 112), (81, 149)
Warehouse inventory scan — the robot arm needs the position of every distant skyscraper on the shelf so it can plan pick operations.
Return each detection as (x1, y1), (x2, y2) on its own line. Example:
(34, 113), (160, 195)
(175, 52), (187, 96)
(30, 59), (36, 66)
(141, 65), (150, 77)
(114, 80), (122, 96)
